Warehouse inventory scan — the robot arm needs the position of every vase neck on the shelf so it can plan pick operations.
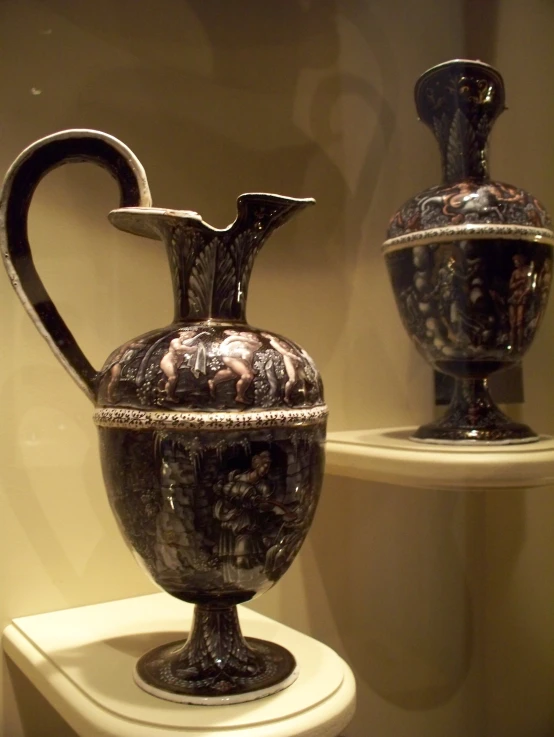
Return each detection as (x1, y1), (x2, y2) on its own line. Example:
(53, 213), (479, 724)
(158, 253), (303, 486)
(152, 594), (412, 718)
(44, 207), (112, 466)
(415, 60), (506, 185)
(109, 194), (313, 323)
(166, 218), (258, 323)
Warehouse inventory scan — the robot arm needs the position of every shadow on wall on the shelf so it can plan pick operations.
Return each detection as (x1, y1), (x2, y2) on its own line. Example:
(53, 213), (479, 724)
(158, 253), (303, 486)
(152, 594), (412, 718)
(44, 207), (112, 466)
(36, 0), (396, 370)
(482, 488), (554, 734)
(296, 473), (544, 728)
(305, 474), (476, 710)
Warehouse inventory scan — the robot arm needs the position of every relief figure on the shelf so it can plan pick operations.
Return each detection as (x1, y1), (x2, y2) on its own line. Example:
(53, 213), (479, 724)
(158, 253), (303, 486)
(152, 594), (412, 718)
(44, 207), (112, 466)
(421, 182), (503, 224)
(264, 487), (311, 580)
(214, 451), (273, 582)
(508, 254), (534, 351)
(154, 504), (190, 575)
(540, 257), (552, 310)
(160, 329), (209, 401)
(262, 334), (307, 404)
(103, 338), (147, 402)
(208, 330), (262, 404)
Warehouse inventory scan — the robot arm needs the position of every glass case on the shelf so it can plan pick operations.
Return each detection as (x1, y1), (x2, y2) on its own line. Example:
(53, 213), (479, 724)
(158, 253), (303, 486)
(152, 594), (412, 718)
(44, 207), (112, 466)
(1, 2), (553, 736)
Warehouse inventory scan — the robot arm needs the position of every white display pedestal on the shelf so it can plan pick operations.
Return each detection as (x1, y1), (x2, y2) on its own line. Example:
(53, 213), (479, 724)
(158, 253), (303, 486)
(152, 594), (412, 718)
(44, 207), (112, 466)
(3, 593), (355, 737)
(326, 427), (554, 491)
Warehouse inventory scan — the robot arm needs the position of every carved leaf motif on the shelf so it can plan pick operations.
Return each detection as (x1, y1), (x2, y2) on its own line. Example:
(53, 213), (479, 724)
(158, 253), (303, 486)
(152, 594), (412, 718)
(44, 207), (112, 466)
(168, 225), (211, 318)
(446, 108), (477, 182)
(241, 234), (261, 289)
(214, 239), (237, 315)
(168, 228), (182, 279)
(206, 611), (231, 668)
(433, 112), (451, 165)
(181, 228), (208, 283)
(227, 230), (261, 307)
(187, 239), (217, 317)
(476, 107), (494, 151)
(184, 611), (212, 671)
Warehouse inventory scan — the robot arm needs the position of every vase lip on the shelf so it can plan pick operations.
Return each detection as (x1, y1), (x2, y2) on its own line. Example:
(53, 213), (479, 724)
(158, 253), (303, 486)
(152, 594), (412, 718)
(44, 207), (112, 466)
(416, 59), (504, 94)
(109, 207), (206, 240)
(415, 58), (505, 124)
(108, 193), (315, 241)
(418, 58), (501, 78)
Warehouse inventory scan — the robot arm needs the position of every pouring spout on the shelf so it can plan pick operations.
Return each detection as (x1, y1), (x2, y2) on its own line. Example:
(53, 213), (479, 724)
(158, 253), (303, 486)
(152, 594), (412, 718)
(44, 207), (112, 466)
(109, 194), (315, 323)
(233, 193), (315, 234)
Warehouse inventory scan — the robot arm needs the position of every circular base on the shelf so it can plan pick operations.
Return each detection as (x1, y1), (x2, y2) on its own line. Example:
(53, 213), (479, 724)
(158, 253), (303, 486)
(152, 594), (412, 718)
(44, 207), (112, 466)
(409, 376), (540, 445)
(409, 432), (539, 446)
(411, 419), (539, 445)
(134, 636), (298, 705)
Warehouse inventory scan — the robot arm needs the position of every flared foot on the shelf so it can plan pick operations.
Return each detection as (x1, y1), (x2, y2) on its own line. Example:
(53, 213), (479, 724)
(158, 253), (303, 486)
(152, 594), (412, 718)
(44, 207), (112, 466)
(133, 604), (298, 704)
(411, 377), (539, 445)
(135, 636), (298, 704)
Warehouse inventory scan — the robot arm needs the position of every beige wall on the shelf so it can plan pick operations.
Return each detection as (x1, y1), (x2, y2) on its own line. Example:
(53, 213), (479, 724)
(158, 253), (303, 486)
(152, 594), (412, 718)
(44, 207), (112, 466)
(477, 2), (554, 735)
(0, 1), (552, 736)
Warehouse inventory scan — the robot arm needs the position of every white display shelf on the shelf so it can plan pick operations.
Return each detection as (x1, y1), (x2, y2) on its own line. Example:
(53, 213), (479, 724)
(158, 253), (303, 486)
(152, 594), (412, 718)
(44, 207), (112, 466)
(326, 427), (554, 491)
(3, 593), (355, 737)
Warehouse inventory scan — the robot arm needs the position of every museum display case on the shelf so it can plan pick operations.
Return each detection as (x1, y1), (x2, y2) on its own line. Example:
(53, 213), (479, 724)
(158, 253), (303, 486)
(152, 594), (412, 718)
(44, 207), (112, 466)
(1, 2), (554, 737)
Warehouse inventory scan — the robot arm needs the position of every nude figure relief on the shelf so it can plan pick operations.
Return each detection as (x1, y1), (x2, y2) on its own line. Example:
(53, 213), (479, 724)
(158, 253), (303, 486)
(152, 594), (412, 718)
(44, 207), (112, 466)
(159, 328), (209, 402)
(208, 330), (262, 404)
(262, 333), (307, 404)
(103, 337), (148, 402)
(508, 254), (536, 351)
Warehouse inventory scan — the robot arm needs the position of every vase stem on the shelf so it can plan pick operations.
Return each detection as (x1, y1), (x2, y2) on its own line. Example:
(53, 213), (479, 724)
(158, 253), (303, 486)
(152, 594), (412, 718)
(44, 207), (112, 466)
(134, 601), (298, 701)
(451, 377), (493, 421)
(411, 375), (537, 444)
(180, 603), (264, 677)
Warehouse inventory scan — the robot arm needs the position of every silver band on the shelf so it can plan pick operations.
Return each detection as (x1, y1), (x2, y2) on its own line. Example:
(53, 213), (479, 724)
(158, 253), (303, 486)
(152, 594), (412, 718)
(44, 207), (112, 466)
(383, 223), (554, 253)
(94, 405), (329, 431)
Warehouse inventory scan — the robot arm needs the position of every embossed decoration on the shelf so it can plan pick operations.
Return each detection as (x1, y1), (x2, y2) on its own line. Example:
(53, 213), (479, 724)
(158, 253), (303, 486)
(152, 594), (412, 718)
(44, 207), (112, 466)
(383, 61), (554, 444)
(387, 181), (552, 240)
(97, 325), (323, 411)
(101, 425), (324, 600)
(0, 129), (326, 703)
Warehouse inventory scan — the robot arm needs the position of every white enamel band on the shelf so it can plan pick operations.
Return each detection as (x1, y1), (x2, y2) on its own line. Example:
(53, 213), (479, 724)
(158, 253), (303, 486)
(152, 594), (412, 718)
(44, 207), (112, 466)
(93, 405), (329, 431)
(383, 223), (554, 253)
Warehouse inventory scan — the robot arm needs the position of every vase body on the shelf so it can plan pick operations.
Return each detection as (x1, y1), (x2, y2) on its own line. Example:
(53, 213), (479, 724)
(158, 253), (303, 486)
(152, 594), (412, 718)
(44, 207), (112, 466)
(384, 60), (554, 443)
(0, 130), (326, 703)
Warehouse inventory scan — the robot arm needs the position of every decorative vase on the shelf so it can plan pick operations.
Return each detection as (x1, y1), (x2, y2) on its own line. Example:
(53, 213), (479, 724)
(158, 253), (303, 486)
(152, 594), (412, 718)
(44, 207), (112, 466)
(383, 59), (554, 444)
(0, 130), (327, 704)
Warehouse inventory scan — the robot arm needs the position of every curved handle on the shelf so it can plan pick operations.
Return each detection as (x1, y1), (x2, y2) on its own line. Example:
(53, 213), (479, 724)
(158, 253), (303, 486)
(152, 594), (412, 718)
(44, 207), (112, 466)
(0, 129), (152, 402)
